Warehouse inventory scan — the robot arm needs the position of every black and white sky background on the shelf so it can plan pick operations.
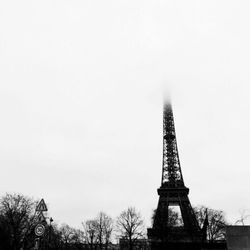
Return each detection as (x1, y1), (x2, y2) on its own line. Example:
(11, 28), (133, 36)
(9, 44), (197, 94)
(1, 0), (250, 228)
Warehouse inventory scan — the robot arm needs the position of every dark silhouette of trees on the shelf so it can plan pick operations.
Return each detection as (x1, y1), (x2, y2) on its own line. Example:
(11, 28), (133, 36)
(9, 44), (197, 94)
(83, 219), (98, 249)
(116, 207), (145, 250)
(96, 212), (113, 250)
(0, 193), (37, 250)
(0, 214), (12, 249)
(60, 224), (75, 245)
(194, 205), (228, 242)
(82, 212), (113, 250)
(0, 192), (231, 250)
(46, 223), (64, 250)
(59, 224), (85, 250)
(71, 228), (85, 245)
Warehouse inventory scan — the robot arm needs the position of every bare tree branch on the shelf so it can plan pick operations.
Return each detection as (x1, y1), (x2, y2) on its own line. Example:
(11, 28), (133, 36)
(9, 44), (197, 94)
(116, 207), (145, 250)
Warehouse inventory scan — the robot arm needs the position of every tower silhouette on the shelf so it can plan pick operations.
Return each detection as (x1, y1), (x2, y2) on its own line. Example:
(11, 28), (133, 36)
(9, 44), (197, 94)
(148, 102), (202, 249)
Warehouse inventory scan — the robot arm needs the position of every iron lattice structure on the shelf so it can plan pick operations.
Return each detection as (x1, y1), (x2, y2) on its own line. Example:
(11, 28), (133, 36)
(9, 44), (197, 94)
(161, 103), (184, 187)
(148, 103), (202, 250)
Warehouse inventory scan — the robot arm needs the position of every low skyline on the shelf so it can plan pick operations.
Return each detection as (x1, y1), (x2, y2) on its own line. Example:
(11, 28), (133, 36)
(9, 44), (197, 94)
(1, 0), (250, 229)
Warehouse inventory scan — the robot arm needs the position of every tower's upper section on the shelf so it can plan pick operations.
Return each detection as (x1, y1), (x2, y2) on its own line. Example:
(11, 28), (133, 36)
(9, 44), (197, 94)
(161, 102), (185, 187)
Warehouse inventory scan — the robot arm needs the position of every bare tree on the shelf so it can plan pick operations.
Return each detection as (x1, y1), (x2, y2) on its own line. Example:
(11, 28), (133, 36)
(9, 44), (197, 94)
(46, 223), (64, 250)
(71, 228), (85, 244)
(60, 224), (75, 244)
(0, 193), (37, 250)
(194, 206), (228, 242)
(58, 224), (85, 250)
(116, 207), (145, 250)
(83, 219), (98, 250)
(235, 209), (250, 225)
(83, 212), (113, 250)
(0, 214), (12, 250)
(103, 216), (113, 250)
(96, 212), (113, 250)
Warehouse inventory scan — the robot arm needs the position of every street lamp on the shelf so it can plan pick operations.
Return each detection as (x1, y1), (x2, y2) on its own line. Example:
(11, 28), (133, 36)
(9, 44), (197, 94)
(48, 217), (53, 250)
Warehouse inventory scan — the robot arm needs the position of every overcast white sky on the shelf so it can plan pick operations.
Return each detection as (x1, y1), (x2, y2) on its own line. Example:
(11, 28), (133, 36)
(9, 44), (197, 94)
(1, 0), (250, 229)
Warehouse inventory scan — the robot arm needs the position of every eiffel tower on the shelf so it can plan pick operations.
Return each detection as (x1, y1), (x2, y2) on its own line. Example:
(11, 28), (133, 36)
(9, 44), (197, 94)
(148, 102), (202, 250)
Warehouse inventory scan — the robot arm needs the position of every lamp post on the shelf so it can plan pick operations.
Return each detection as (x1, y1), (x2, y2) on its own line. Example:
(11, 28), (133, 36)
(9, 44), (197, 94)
(48, 217), (53, 250)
